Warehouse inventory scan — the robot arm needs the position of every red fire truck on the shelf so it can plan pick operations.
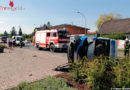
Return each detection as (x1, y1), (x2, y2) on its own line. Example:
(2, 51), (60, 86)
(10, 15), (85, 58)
(34, 29), (70, 52)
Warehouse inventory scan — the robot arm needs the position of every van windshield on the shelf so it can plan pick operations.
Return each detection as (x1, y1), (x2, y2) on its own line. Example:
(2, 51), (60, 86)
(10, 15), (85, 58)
(58, 31), (68, 38)
(17, 37), (23, 41)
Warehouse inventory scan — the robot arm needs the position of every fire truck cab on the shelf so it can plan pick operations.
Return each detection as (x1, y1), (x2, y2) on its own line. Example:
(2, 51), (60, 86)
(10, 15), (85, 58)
(34, 29), (69, 52)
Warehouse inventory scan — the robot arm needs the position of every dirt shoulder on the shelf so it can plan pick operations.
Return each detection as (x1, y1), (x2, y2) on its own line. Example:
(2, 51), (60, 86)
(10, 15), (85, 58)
(0, 48), (67, 89)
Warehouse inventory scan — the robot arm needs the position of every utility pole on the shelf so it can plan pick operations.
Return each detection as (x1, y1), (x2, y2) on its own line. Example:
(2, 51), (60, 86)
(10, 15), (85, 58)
(77, 11), (87, 35)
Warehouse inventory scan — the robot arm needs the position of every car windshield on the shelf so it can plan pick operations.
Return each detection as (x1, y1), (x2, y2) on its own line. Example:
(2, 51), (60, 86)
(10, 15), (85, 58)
(2, 36), (7, 40)
(58, 31), (68, 38)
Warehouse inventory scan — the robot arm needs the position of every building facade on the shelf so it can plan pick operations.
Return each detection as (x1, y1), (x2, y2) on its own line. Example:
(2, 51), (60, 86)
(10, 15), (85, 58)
(50, 24), (89, 35)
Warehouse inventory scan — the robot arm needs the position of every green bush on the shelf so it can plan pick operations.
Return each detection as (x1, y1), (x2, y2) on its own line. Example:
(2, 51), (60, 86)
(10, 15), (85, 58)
(101, 33), (126, 40)
(16, 82), (29, 90)
(15, 76), (75, 90)
(113, 58), (130, 88)
(69, 57), (130, 90)
(0, 44), (8, 48)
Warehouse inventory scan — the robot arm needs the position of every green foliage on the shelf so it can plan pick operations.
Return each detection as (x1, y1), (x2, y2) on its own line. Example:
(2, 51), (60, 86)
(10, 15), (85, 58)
(113, 58), (130, 88)
(16, 82), (29, 90)
(3, 30), (8, 37)
(69, 57), (130, 90)
(10, 26), (17, 37)
(0, 44), (8, 48)
(22, 34), (33, 41)
(101, 33), (126, 40)
(19, 27), (23, 36)
(15, 76), (75, 90)
(96, 12), (122, 30)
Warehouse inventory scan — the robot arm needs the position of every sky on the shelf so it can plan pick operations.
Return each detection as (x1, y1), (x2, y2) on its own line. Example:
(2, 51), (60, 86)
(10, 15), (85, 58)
(0, 0), (130, 34)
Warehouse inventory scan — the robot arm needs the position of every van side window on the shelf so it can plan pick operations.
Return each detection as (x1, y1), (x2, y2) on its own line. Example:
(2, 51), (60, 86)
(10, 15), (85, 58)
(47, 33), (50, 37)
(53, 32), (57, 37)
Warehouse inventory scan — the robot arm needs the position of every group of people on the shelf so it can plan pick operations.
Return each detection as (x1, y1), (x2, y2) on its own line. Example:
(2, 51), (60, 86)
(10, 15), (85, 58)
(7, 37), (23, 48)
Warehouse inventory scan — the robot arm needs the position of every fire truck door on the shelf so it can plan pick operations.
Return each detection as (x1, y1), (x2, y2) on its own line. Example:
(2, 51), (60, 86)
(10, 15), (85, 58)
(40, 32), (46, 44)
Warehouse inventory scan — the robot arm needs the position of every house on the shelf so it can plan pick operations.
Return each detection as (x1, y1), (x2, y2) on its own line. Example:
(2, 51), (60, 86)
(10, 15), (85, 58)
(99, 18), (130, 39)
(33, 24), (89, 35)
(50, 24), (89, 35)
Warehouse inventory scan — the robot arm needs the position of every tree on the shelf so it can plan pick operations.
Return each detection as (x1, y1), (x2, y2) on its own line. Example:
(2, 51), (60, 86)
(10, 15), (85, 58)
(47, 21), (51, 28)
(10, 26), (16, 37)
(3, 30), (8, 36)
(96, 12), (122, 30)
(19, 27), (22, 36)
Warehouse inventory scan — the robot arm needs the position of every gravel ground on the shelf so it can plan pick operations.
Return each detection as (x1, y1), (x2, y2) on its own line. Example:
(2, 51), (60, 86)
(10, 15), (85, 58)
(0, 48), (67, 90)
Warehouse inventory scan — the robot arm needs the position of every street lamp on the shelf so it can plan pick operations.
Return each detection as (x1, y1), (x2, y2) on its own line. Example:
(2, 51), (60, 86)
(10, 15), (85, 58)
(77, 11), (87, 35)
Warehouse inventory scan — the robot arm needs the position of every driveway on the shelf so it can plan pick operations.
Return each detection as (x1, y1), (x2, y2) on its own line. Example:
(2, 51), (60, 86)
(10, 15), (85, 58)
(0, 48), (67, 89)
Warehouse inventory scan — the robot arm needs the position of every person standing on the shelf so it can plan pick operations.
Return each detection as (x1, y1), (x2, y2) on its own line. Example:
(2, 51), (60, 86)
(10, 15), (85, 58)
(124, 40), (130, 57)
(20, 38), (23, 48)
(12, 37), (16, 47)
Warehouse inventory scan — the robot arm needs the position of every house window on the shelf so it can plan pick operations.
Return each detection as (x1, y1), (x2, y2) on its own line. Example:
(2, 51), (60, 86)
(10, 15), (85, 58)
(53, 32), (57, 37)
(47, 33), (50, 37)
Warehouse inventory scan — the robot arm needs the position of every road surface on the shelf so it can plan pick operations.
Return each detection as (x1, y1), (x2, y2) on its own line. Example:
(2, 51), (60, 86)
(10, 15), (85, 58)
(0, 45), (67, 89)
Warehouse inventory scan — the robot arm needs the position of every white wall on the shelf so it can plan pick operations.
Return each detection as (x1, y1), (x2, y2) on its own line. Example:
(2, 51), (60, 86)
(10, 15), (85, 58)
(117, 40), (125, 49)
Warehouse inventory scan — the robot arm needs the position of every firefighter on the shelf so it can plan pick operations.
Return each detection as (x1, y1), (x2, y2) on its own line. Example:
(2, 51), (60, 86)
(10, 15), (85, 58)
(124, 40), (130, 57)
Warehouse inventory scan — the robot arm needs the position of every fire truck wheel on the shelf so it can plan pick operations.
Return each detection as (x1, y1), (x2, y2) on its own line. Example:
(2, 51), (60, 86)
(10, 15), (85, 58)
(37, 44), (42, 50)
(38, 47), (42, 50)
(50, 44), (55, 52)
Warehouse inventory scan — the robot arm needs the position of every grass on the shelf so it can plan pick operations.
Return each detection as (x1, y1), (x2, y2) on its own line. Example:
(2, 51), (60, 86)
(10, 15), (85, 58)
(11, 76), (75, 90)
(118, 49), (124, 52)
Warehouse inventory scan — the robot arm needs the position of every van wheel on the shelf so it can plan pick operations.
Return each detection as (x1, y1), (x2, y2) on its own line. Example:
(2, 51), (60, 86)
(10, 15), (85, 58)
(50, 44), (55, 52)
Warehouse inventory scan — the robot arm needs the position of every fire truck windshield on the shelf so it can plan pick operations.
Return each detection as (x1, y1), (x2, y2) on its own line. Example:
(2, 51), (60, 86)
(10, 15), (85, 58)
(58, 31), (68, 38)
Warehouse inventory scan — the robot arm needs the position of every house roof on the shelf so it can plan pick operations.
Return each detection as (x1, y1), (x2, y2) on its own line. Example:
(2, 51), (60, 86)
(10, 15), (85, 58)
(51, 24), (89, 30)
(99, 18), (130, 34)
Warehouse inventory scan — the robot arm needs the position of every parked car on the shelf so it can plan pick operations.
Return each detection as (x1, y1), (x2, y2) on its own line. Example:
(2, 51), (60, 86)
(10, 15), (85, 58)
(0, 36), (7, 43)
(24, 40), (31, 44)
(67, 36), (117, 63)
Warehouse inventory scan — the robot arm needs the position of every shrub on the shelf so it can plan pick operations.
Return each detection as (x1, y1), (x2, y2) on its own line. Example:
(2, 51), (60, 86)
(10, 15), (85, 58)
(16, 82), (29, 90)
(15, 76), (75, 90)
(113, 58), (130, 88)
(101, 33), (126, 40)
(0, 44), (8, 48)
(69, 57), (130, 90)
